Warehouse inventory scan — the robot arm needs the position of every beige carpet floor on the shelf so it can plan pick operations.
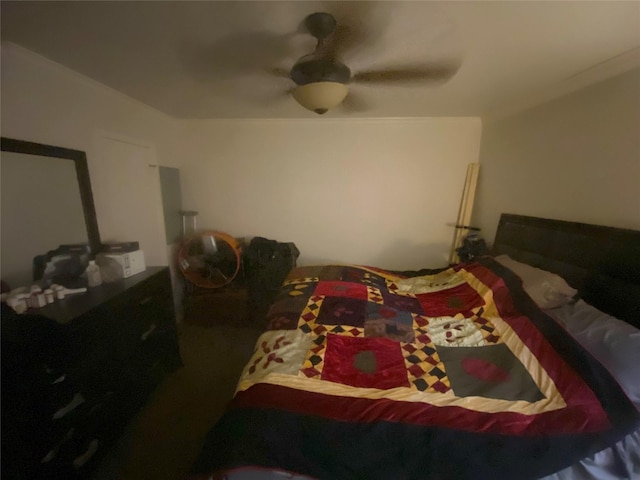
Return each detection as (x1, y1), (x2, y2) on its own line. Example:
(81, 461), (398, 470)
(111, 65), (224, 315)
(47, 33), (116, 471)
(92, 323), (262, 480)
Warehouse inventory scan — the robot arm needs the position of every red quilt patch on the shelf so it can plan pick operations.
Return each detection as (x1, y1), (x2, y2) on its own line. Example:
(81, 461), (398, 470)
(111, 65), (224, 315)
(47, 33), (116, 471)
(314, 281), (368, 300)
(416, 282), (485, 317)
(321, 334), (410, 389)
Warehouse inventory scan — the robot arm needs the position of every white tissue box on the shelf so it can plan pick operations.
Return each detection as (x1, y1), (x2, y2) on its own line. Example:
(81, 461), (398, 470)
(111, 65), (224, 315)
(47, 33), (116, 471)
(97, 250), (146, 280)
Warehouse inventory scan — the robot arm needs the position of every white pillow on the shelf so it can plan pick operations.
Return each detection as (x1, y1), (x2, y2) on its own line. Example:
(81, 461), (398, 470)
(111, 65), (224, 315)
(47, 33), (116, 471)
(494, 255), (578, 309)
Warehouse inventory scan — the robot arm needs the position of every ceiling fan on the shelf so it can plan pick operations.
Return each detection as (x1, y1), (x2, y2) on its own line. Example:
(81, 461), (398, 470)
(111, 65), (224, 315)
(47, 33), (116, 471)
(269, 12), (460, 115)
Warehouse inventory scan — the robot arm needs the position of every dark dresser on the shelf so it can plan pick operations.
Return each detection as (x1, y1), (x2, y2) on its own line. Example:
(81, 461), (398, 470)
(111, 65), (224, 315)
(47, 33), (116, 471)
(1, 267), (182, 480)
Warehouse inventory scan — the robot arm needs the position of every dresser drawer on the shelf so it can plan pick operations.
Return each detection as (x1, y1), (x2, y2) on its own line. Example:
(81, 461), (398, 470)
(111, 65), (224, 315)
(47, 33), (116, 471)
(108, 271), (173, 323)
(5, 267), (180, 480)
(67, 269), (179, 392)
(109, 302), (173, 360)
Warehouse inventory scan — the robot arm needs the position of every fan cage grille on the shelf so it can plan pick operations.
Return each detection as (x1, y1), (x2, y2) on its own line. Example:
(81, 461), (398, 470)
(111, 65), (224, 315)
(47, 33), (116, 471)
(178, 231), (242, 289)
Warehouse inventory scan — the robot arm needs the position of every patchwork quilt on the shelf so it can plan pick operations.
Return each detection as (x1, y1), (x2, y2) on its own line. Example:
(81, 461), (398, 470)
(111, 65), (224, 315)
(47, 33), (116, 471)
(191, 258), (640, 480)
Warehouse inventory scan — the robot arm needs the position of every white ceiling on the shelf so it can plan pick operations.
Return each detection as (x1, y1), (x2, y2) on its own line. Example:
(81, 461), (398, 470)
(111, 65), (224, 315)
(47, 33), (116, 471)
(2, 1), (639, 119)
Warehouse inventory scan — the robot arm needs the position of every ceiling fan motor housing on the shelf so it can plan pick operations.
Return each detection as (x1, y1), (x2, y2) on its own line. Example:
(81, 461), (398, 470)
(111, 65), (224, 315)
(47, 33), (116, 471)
(290, 58), (351, 86)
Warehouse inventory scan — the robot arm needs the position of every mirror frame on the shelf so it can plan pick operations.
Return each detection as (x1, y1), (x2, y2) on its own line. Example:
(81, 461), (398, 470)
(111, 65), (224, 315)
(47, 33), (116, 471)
(1, 137), (102, 255)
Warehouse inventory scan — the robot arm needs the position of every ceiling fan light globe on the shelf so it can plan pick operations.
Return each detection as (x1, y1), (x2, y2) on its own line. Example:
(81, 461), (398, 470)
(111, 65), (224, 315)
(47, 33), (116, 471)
(292, 82), (348, 114)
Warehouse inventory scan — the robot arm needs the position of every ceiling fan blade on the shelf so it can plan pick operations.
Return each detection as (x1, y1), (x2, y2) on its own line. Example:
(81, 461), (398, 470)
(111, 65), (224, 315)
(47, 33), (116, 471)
(352, 63), (460, 84)
(340, 90), (369, 113)
(265, 66), (291, 79)
(322, 24), (363, 60)
(250, 86), (295, 107)
(180, 32), (294, 81)
(319, 2), (385, 60)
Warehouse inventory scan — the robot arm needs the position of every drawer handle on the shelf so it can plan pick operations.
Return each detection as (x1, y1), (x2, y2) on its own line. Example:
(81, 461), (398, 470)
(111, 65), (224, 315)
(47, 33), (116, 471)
(73, 439), (99, 469)
(139, 296), (153, 305)
(141, 324), (157, 341)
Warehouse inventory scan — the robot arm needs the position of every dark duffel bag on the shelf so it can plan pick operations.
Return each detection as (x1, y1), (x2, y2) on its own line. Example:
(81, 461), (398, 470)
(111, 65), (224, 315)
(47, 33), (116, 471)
(244, 237), (299, 324)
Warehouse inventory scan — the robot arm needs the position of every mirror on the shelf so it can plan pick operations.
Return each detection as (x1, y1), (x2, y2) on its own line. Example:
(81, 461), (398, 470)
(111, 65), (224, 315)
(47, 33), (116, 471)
(0, 137), (101, 288)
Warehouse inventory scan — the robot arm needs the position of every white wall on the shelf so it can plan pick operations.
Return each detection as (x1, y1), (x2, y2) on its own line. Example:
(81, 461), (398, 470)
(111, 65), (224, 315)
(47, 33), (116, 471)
(180, 118), (482, 270)
(1, 43), (182, 269)
(1, 43), (182, 169)
(474, 67), (640, 244)
(2, 43), (483, 275)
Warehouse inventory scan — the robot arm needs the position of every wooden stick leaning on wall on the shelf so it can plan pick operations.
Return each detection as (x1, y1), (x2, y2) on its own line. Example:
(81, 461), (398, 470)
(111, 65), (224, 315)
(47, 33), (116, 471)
(449, 163), (480, 265)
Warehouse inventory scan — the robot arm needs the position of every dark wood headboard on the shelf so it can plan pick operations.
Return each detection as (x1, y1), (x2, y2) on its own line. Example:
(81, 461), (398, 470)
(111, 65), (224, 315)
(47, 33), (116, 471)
(492, 214), (640, 328)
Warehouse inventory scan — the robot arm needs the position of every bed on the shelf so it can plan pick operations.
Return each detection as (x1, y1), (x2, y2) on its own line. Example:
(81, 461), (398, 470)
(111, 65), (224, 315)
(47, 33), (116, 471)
(189, 214), (640, 480)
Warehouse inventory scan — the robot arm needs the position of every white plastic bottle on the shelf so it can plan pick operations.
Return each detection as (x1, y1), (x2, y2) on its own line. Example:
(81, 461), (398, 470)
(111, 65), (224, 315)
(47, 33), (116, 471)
(85, 260), (103, 288)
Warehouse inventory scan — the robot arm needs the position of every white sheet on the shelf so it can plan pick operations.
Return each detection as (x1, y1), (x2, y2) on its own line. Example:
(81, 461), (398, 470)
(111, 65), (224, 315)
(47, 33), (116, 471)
(538, 302), (640, 480)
